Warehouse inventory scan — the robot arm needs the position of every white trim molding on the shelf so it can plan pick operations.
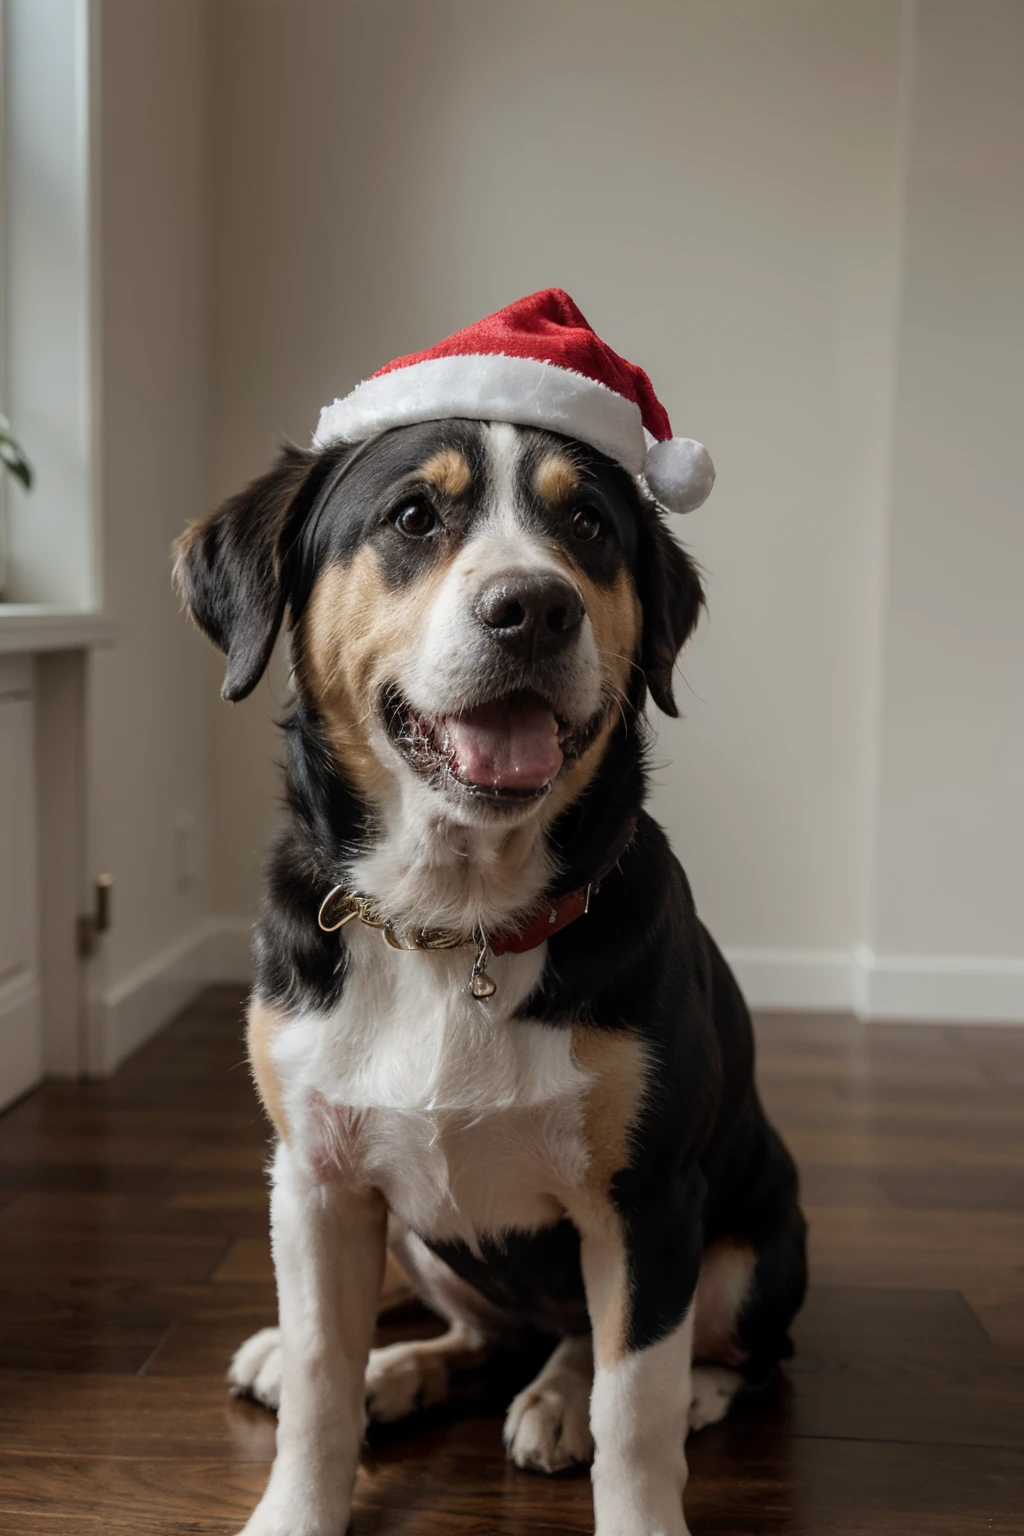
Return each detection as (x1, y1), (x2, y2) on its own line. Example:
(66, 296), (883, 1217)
(726, 944), (1024, 1024)
(96, 915), (252, 1074)
(724, 948), (858, 1013)
(853, 945), (1024, 1025)
(0, 605), (116, 654)
(0, 972), (43, 1111)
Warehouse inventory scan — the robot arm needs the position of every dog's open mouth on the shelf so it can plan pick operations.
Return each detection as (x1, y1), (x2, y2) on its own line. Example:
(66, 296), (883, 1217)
(383, 687), (604, 802)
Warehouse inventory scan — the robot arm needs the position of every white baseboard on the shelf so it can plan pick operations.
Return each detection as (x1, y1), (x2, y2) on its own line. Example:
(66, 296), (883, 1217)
(0, 973), (44, 1111)
(724, 948), (857, 1012)
(726, 943), (1024, 1024)
(853, 945), (1024, 1024)
(99, 915), (253, 1073)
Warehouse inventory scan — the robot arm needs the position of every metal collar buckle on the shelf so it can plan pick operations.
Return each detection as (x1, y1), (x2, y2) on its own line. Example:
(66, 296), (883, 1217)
(317, 884), (494, 997)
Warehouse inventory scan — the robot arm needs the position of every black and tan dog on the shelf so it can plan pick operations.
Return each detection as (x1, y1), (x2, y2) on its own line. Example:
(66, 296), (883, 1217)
(175, 411), (806, 1535)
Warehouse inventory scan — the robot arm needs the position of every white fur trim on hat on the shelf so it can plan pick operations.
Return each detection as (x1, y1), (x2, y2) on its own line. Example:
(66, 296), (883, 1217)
(314, 353), (648, 474)
(314, 353), (715, 513)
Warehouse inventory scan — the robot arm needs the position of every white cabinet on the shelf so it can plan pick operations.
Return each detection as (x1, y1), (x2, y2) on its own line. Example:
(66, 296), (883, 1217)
(0, 654), (41, 1109)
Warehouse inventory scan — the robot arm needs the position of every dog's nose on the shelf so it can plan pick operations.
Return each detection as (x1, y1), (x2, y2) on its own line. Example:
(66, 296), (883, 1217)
(475, 572), (585, 659)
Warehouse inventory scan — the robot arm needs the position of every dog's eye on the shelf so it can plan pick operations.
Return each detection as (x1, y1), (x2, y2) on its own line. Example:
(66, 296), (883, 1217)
(572, 506), (603, 542)
(394, 499), (438, 539)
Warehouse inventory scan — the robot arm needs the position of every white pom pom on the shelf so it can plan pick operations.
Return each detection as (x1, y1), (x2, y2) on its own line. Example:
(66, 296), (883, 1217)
(644, 437), (715, 514)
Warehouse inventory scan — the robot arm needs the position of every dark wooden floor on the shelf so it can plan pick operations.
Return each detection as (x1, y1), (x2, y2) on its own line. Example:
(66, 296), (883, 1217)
(0, 986), (1021, 1533)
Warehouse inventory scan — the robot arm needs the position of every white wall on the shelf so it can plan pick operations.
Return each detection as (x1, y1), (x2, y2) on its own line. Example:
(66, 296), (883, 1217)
(870, 0), (1024, 965)
(206, 0), (905, 938)
(85, 0), (219, 1066)
(201, 0), (1024, 1021)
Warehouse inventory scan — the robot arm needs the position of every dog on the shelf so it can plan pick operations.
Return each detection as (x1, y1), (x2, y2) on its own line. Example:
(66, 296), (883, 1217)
(174, 298), (807, 1536)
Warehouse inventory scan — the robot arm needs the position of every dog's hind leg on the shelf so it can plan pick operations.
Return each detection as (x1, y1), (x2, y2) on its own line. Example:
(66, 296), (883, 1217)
(361, 1222), (506, 1422)
(229, 1326), (284, 1411)
(228, 1317), (489, 1424)
(687, 1363), (746, 1431)
(503, 1333), (594, 1472)
(365, 1318), (489, 1421)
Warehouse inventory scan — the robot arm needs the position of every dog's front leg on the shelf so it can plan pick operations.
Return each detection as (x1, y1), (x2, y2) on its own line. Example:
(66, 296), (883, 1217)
(572, 1184), (702, 1536)
(239, 1142), (387, 1536)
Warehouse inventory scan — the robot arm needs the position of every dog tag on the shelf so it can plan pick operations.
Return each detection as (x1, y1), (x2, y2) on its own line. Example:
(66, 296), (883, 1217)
(470, 933), (497, 1000)
(471, 969), (497, 1000)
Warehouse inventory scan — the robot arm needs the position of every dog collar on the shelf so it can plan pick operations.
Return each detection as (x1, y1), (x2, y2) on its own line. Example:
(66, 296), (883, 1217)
(316, 882), (592, 1002)
(316, 816), (635, 1002)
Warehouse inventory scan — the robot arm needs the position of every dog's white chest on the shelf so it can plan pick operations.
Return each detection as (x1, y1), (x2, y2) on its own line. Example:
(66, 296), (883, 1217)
(271, 933), (591, 1242)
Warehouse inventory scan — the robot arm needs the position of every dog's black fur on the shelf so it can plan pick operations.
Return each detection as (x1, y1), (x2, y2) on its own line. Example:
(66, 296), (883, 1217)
(177, 418), (807, 1389)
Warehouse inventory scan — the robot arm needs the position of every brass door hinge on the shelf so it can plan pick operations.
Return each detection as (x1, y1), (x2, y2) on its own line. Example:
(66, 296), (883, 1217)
(77, 874), (114, 960)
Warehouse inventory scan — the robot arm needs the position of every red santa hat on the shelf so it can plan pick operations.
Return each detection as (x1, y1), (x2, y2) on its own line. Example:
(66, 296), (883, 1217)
(314, 288), (715, 515)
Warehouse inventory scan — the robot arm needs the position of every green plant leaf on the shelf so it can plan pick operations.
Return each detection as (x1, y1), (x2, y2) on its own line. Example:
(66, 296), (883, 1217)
(0, 415), (34, 491)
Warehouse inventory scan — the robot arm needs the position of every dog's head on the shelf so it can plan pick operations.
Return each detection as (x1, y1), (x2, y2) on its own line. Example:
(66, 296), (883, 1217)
(175, 420), (703, 829)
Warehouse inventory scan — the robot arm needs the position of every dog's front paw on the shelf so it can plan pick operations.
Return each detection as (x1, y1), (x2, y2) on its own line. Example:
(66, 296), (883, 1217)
(228, 1326), (283, 1411)
(234, 1467), (352, 1536)
(364, 1341), (449, 1422)
(503, 1378), (594, 1474)
(235, 1503), (346, 1536)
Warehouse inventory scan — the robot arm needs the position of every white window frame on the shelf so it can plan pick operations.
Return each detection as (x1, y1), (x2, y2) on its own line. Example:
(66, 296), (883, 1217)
(1, 0), (100, 611)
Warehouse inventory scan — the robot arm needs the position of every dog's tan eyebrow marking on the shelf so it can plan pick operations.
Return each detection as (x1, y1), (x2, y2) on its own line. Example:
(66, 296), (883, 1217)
(535, 453), (580, 504)
(420, 446), (472, 498)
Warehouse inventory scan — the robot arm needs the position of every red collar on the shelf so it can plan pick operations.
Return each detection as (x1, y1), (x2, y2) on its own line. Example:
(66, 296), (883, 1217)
(490, 884), (592, 956)
(317, 816), (636, 965)
(489, 813), (636, 957)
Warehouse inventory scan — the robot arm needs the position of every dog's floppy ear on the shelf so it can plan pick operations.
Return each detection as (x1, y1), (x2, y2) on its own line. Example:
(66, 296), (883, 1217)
(635, 508), (705, 717)
(174, 445), (330, 701)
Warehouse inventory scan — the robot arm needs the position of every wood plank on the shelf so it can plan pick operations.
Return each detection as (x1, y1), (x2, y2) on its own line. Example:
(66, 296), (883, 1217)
(211, 1236), (273, 1284)
(880, 1169), (1024, 1211)
(0, 1453), (268, 1531)
(0, 1190), (271, 1238)
(788, 1286), (1024, 1447)
(962, 1290), (1024, 1348)
(804, 1205), (1024, 1287)
(0, 1373), (277, 1460)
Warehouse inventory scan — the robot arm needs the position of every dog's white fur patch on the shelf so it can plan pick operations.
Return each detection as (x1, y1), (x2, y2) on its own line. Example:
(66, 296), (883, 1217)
(235, 1148), (386, 1536)
(271, 927), (590, 1246)
(590, 1309), (695, 1536)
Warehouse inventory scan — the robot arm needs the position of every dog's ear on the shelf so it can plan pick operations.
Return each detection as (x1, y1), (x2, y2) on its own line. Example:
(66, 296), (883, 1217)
(635, 508), (705, 717)
(174, 445), (330, 701)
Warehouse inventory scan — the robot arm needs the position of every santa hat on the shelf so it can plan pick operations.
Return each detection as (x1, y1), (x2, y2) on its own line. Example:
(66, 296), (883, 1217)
(313, 289), (714, 515)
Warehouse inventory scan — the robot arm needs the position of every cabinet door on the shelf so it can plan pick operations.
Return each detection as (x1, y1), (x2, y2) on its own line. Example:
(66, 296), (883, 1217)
(0, 656), (42, 1110)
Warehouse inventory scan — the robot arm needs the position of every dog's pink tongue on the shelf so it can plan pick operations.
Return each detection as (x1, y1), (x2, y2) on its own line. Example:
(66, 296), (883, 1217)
(445, 698), (562, 791)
